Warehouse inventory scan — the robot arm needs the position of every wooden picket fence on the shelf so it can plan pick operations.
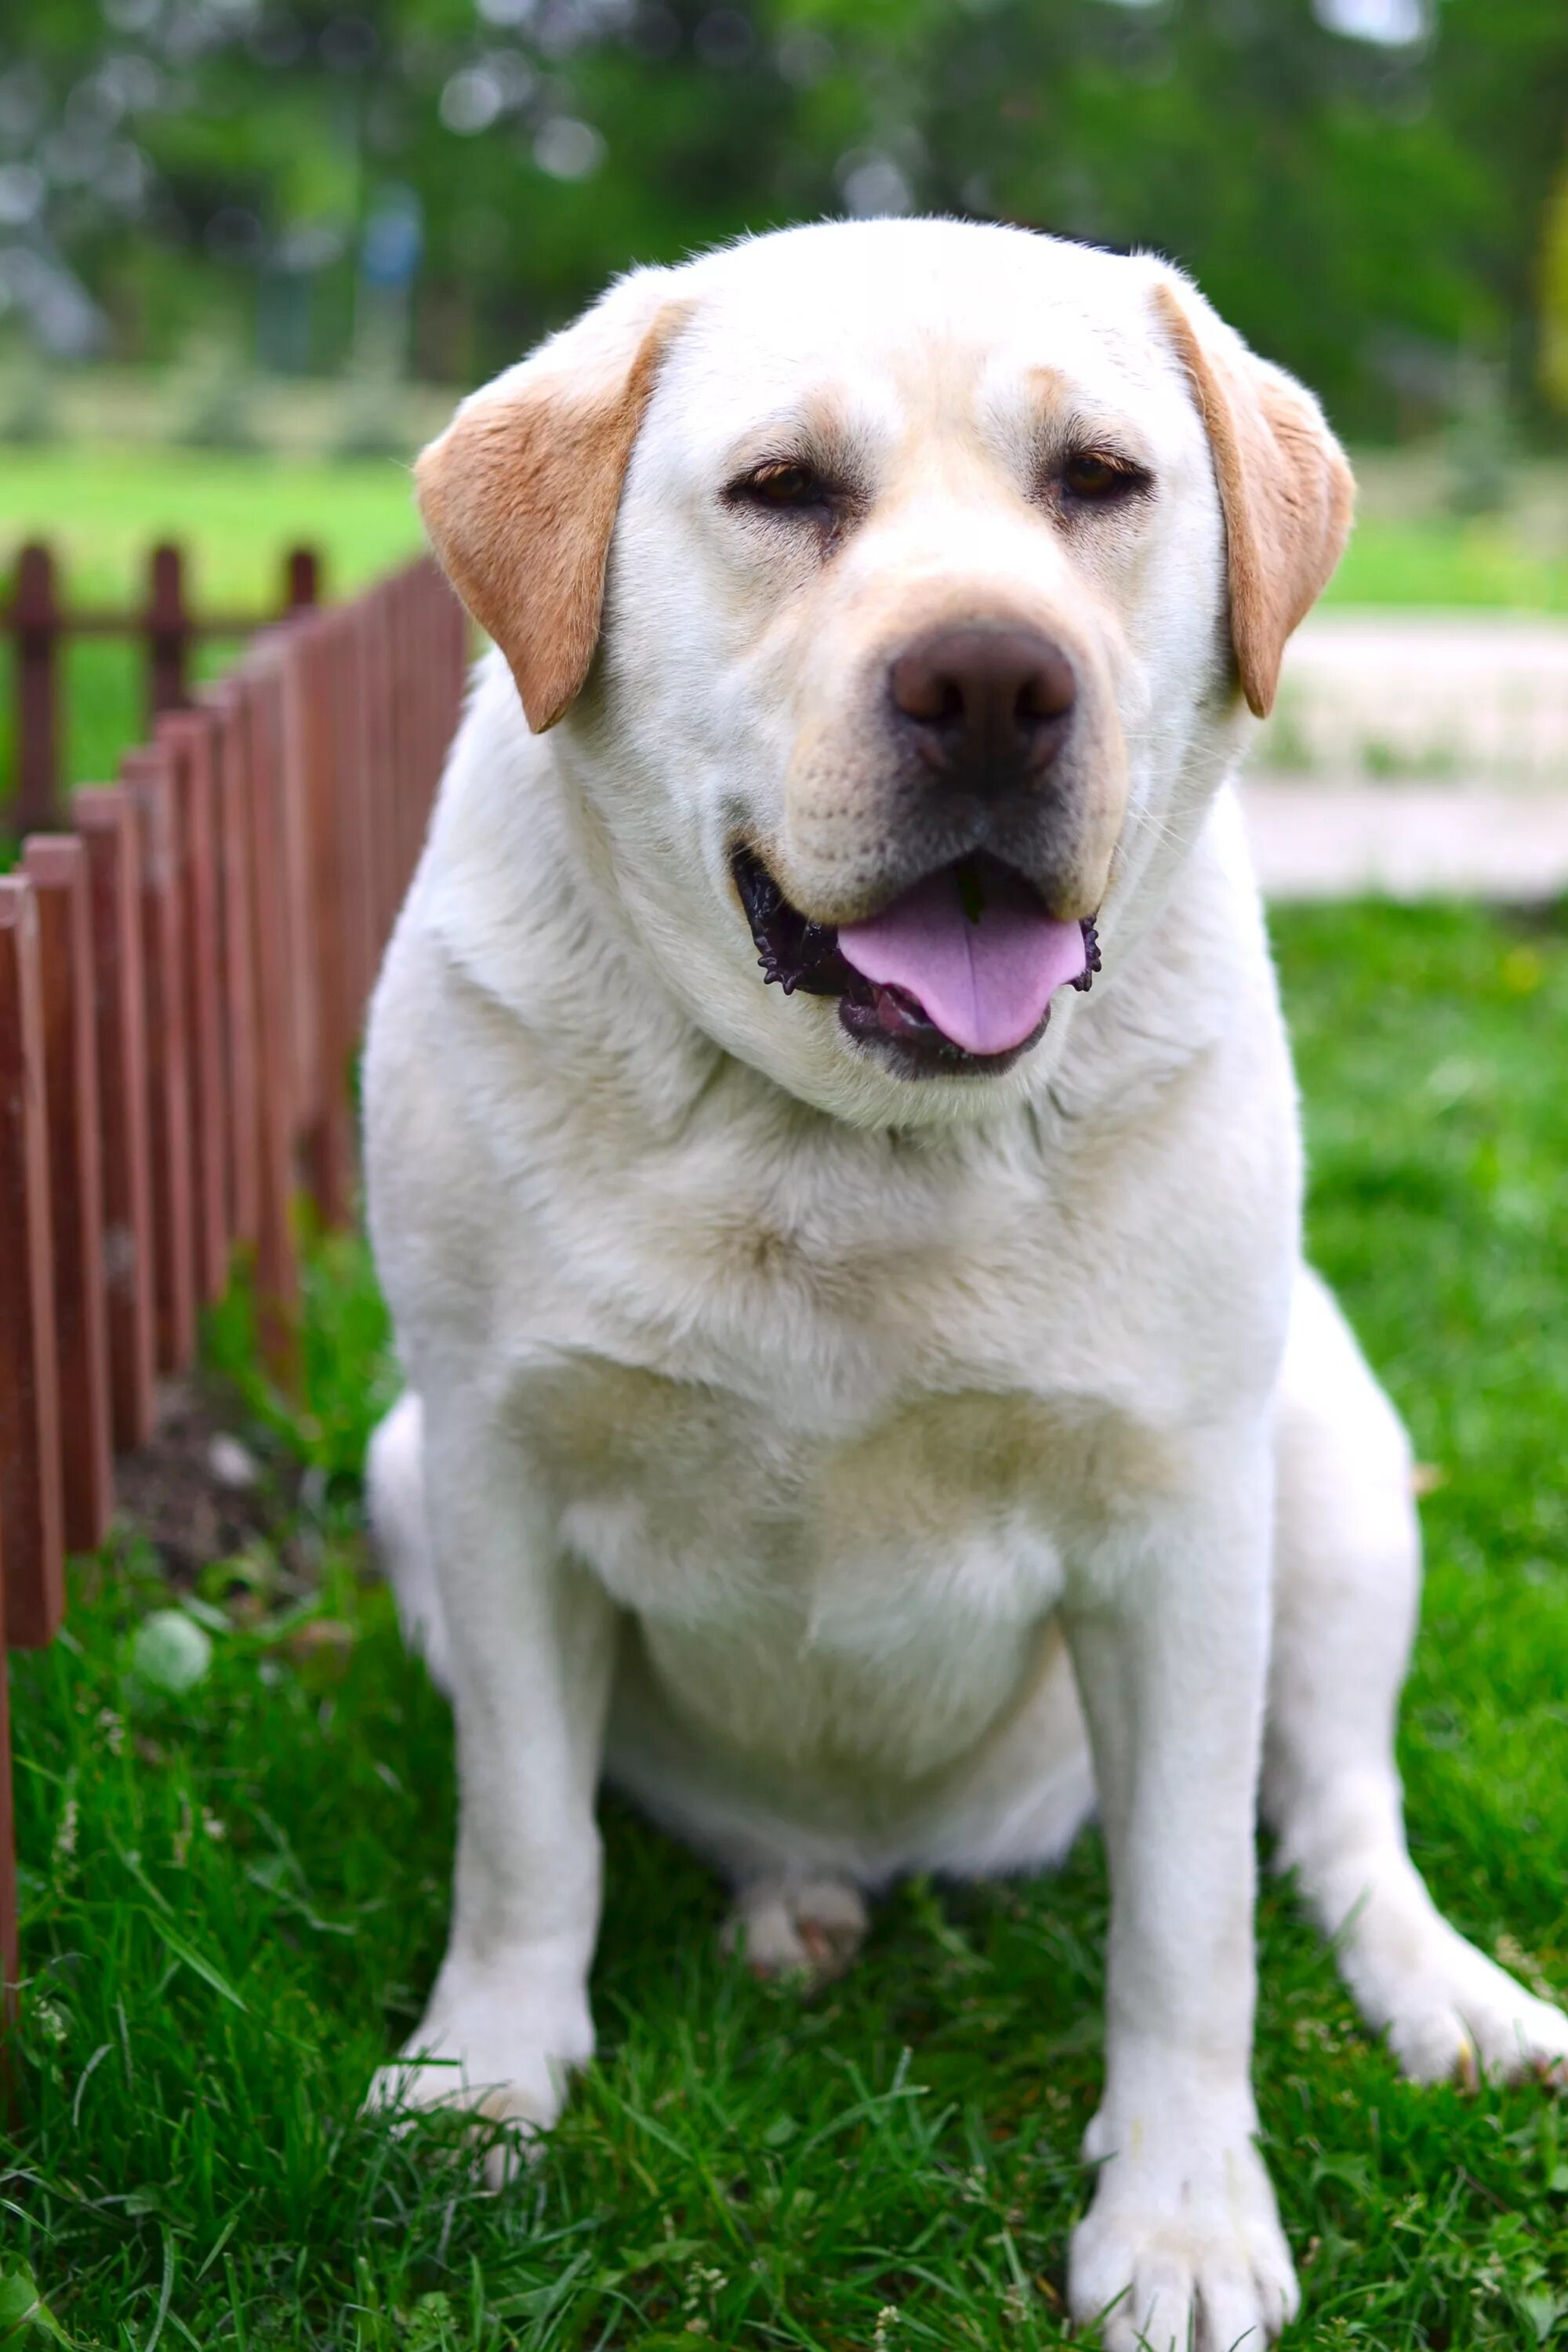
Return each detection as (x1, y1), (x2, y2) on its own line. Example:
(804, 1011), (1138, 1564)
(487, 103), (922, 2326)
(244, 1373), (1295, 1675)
(5, 542), (323, 834)
(0, 554), (470, 2011)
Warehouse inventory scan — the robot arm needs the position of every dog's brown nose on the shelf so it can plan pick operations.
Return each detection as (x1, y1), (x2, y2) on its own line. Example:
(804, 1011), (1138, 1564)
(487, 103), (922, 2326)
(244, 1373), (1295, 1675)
(888, 625), (1076, 792)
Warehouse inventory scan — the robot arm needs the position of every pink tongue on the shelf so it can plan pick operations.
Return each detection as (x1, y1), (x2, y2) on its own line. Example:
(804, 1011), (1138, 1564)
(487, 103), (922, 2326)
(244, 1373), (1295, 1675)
(837, 866), (1087, 1057)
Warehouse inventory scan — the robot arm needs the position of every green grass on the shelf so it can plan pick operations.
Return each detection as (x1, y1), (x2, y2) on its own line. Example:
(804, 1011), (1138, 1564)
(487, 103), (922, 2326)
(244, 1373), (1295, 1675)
(1327, 514), (1568, 614)
(4, 902), (1568, 2349)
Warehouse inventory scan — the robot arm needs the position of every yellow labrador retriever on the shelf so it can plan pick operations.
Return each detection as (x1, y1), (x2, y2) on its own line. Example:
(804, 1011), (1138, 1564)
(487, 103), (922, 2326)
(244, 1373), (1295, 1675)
(362, 219), (1567, 2350)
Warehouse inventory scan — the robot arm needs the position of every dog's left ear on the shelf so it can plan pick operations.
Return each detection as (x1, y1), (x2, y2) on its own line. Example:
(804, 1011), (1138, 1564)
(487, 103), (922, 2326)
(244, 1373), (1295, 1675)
(1153, 274), (1355, 719)
(416, 270), (686, 731)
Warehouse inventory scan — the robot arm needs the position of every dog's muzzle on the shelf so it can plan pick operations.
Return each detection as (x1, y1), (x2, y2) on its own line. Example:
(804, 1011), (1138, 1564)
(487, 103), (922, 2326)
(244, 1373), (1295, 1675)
(733, 843), (1100, 1081)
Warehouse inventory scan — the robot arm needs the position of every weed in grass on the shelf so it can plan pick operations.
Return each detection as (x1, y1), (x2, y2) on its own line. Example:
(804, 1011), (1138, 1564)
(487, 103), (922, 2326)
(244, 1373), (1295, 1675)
(3, 903), (1567, 2347)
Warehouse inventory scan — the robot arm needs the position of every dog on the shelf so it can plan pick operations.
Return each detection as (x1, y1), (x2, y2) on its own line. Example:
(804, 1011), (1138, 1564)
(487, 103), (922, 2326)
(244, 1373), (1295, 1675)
(361, 218), (1568, 2350)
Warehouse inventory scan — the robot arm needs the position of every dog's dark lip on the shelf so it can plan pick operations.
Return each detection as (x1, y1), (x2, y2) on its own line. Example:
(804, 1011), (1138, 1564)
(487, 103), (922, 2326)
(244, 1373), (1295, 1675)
(730, 844), (1101, 1080)
(731, 844), (852, 1001)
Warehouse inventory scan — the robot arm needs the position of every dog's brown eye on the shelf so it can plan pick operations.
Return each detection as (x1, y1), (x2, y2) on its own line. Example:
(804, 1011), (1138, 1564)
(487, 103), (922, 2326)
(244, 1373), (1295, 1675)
(725, 456), (865, 545)
(1061, 450), (1145, 503)
(744, 462), (824, 508)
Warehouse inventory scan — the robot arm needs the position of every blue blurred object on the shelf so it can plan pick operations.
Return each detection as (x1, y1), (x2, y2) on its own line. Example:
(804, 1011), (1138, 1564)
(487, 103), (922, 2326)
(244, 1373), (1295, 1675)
(361, 186), (423, 291)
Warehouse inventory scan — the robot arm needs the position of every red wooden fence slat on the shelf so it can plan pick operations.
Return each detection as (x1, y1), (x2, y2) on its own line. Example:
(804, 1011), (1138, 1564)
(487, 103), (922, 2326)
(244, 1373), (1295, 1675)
(206, 684), (261, 1251)
(389, 572), (412, 910)
(429, 564), (456, 833)
(275, 636), (322, 1133)
(408, 564), (425, 880)
(13, 543), (61, 835)
(433, 567), (454, 816)
(452, 568), (471, 760)
(338, 604), (376, 1029)
(123, 743), (197, 1376)
(147, 543), (189, 724)
(404, 571), (423, 882)
(394, 572), (413, 899)
(286, 547), (320, 613)
(158, 710), (228, 1304)
(73, 788), (157, 1450)
(0, 1507), (14, 2012)
(400, 570), (423, 894)
(411, 568), (433, 886)
(387, 579), (412, 937)
(22, 837), (114, 1555)
(0, 877), (64, 1647)
(365, 587), (399, 963)
(299, 614), (354, 1228)
(235, 668), (299, 1365)
(429, 561), (466, 837)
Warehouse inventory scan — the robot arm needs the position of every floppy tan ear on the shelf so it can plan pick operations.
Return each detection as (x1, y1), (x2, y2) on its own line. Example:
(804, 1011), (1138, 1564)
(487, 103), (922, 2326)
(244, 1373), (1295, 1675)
(416, 272), (686, 731)
(1154, 276), (1355, 719)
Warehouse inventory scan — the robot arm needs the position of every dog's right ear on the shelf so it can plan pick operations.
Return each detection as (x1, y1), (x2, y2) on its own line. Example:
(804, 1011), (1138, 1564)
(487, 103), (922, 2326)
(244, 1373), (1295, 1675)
(416, 271), (686, 732)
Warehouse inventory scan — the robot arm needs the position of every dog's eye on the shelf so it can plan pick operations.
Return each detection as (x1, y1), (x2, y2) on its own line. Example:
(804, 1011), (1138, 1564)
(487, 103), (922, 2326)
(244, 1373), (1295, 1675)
(734, 461), (829, 511)
(1060, 450), (1148, 505)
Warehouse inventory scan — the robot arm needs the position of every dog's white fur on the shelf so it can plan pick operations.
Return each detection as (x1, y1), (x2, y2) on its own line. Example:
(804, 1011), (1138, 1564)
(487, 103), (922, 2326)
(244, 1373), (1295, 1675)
(362, 220), (1568, 2351)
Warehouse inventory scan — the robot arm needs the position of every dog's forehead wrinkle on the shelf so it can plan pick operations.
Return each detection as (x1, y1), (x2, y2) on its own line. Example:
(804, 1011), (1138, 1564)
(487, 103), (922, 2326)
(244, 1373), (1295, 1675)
(659, 247), (1185, 482)
(673, 382), (901, 499)
(679, 217), (1162, 343)
(688, 348), (1163, 488)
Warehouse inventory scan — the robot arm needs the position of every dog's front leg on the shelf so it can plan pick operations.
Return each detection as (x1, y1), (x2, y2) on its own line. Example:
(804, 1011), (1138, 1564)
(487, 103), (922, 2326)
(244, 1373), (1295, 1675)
(368, 1385), (617, 2180)
(1063, 1435), (1298, 2352)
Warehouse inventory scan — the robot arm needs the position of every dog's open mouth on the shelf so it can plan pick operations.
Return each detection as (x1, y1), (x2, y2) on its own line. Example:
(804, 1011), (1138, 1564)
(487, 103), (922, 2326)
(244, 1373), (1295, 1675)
(732, 846), (1100, 1078)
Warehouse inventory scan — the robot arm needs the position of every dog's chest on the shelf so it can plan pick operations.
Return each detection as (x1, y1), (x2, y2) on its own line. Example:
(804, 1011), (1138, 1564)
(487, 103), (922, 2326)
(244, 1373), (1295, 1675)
(527, 1354), (1087, 1774)
(503, 1095), (1199, 1769)
(535, 1349), (1070, 1591)
(517, 1115), (1181, 1610)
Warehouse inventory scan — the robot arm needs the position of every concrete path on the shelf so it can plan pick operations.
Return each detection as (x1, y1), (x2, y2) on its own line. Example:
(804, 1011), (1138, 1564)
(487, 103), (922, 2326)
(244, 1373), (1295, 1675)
(1247, 612), (1568, 898)
(1269, 612), (1568, 789)
(1241, 779), (1568, 901)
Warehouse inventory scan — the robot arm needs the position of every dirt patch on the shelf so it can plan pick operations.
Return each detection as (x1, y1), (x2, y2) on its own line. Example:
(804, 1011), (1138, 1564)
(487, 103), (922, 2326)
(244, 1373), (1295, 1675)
(112, 1381), (304, 1585)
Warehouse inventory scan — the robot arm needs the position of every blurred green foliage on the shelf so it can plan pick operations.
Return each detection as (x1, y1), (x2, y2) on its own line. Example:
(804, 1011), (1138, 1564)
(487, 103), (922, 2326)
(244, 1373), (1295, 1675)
(4, 0), (1568, 436)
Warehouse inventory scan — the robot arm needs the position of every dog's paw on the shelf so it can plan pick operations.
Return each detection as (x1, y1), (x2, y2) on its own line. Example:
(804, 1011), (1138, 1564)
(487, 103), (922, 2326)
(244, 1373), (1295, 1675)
(1376, 1935), (1568, 2090)
(721, 1875), (869, 1986)
(365, 1959), (594, 2188)
(1070, 2105), (1298, 2351)
(366, 2053), (556, 2188)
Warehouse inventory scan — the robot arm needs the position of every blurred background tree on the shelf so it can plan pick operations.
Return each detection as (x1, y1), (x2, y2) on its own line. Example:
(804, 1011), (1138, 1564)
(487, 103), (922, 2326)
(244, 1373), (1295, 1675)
(1, 0), (1566, 439)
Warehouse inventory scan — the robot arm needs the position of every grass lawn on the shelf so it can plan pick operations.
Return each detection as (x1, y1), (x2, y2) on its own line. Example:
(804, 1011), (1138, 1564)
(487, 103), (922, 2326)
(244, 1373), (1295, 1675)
(1330, 515), (1568, 614)
(3, 900), (1567, 2349)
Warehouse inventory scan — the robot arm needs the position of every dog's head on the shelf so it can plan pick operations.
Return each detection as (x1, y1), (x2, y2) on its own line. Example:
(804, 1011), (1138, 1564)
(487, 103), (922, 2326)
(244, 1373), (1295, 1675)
(418, 221), (1351, 1124)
